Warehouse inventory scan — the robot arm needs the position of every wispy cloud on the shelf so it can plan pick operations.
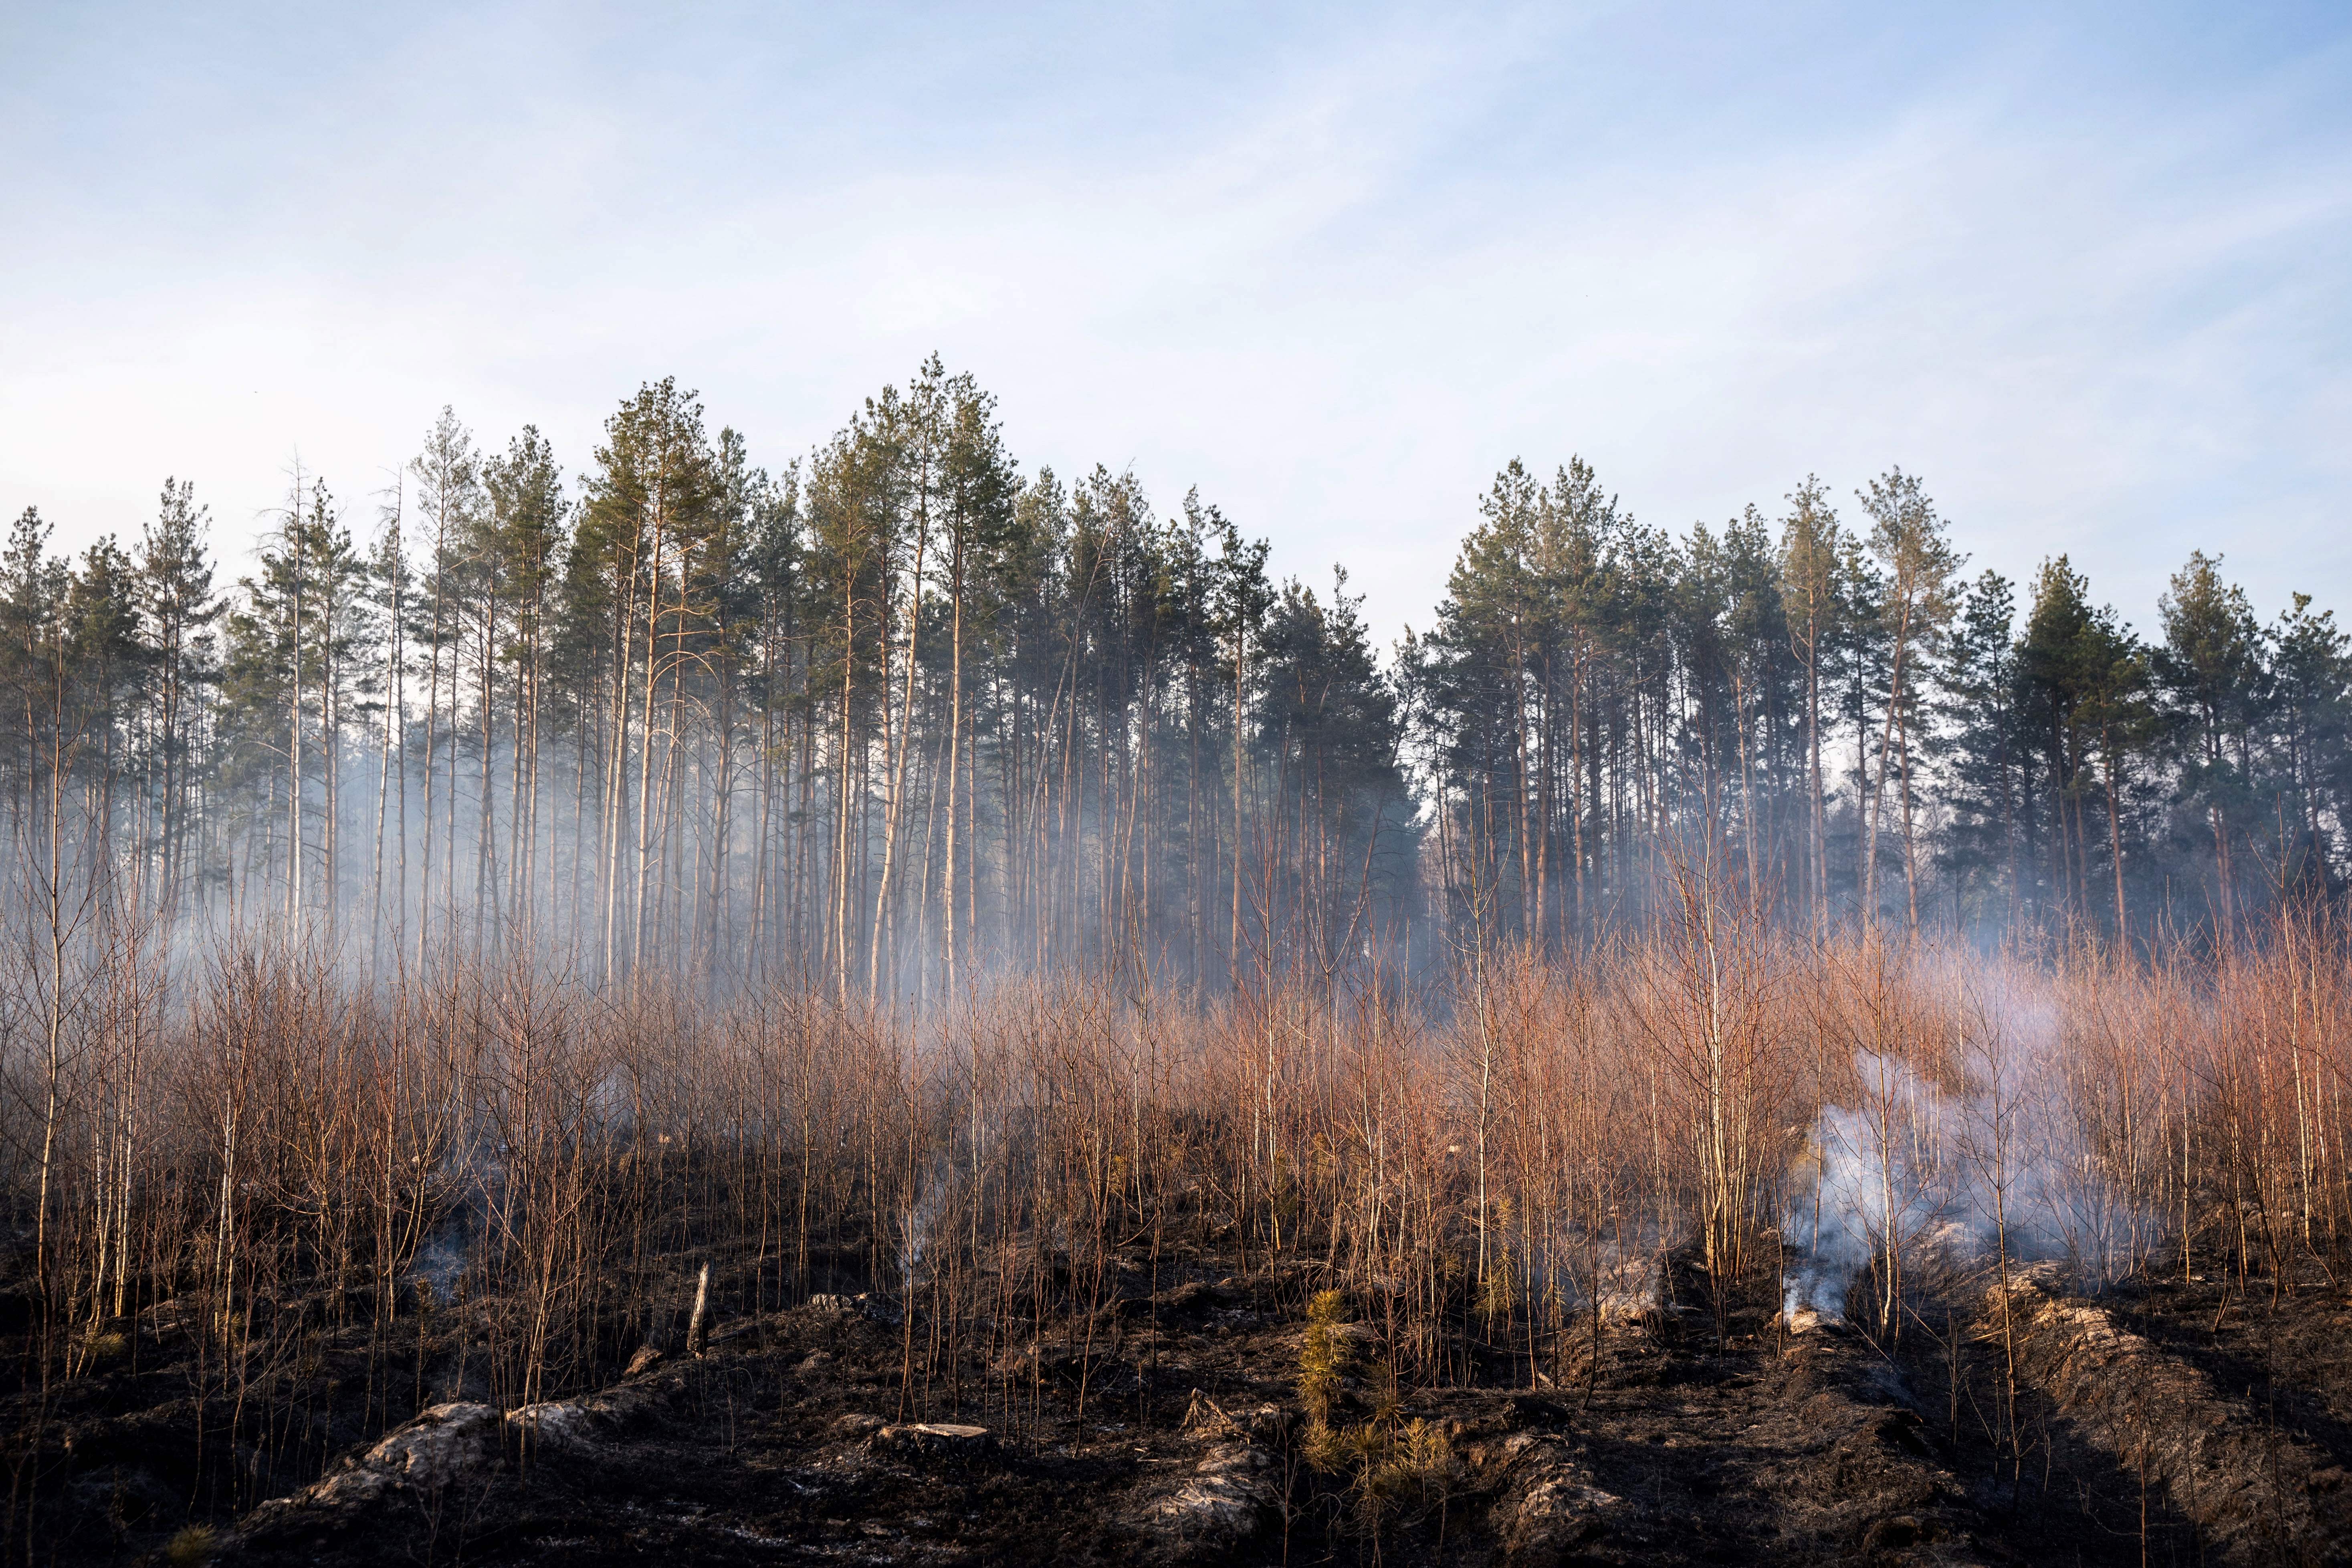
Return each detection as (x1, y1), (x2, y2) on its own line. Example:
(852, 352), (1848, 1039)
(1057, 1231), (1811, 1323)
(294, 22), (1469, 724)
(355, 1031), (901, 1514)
(1, 2), (2345, 635)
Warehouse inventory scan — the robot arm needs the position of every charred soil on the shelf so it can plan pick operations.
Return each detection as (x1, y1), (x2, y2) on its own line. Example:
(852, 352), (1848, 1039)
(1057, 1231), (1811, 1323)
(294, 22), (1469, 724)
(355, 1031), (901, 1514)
(18, 1247), (2351, 1567)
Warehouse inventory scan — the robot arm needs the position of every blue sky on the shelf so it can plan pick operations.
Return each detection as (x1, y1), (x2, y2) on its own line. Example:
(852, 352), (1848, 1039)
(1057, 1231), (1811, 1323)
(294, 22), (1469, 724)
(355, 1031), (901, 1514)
(4, 2), (2347, 643)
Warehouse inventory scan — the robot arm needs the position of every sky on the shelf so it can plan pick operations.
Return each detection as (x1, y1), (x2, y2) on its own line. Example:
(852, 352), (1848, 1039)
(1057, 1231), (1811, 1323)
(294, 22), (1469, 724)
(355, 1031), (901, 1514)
(3, 1), (2348, 647)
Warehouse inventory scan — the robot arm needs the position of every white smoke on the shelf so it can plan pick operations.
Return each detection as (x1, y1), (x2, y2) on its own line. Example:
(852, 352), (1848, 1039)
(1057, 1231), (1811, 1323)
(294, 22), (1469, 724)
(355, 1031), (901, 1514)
(1783, 977), (2152, 1326)
(410, 1218), (472, 1305)
(1783, 1051), (1958, 1323)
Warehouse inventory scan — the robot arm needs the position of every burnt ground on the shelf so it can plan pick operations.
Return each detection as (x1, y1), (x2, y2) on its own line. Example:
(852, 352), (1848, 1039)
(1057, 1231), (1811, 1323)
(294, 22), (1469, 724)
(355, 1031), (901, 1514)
(2108, 1265), (2352, 1474)
(12, 1252), (2352, 1567)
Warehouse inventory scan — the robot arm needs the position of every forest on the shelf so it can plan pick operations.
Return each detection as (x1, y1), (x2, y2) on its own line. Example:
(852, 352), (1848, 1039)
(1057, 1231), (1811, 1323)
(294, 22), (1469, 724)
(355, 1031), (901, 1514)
(6, 362), (2352, 1566)
(3, 359), (2345, 991)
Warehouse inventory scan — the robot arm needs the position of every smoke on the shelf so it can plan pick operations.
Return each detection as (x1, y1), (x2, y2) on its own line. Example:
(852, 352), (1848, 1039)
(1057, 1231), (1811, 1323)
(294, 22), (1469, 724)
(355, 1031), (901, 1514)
(410, 1219), (472, 1306)
(1782, 1052), (1960, 1323)
(409, 1112), (517, 1308)
(1783, 975), (2155, 1325)
(899, 1153), (958, 1295)
(1578, 1237), (1666, 1321)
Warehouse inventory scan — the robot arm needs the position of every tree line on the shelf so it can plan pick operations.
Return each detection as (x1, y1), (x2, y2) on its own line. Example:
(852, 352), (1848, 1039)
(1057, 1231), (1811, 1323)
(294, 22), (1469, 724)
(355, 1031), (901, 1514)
(2, 359), (2345, 994)
(1409, 460), (2346, 946)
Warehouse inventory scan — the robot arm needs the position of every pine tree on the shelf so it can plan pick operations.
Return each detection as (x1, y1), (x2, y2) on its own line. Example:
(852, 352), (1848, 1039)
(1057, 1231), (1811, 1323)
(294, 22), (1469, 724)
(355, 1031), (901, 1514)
(1779, 477), (1843, 937)
(1857, 468), (1964, 932)
(2269, 593), (2351, 898)
(137, 481), (219, 921)
(1934, 571), (2022, 925)
(410, 410), (484, 962)
(2156, 552), (2268, 932)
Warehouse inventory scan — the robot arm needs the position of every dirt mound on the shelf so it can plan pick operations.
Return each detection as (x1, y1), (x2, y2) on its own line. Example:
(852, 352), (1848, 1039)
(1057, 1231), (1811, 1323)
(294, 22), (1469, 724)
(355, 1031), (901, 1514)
(234, 1403), (502, 1550)
(1996, 1263), (2352, 1565)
